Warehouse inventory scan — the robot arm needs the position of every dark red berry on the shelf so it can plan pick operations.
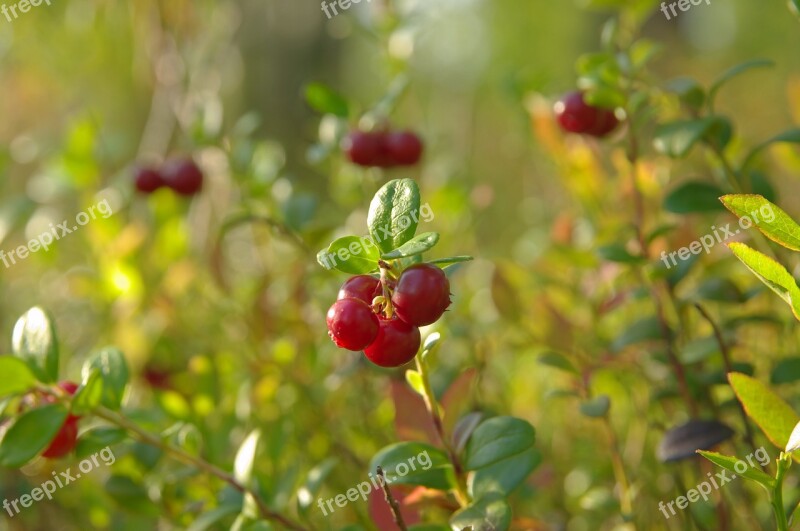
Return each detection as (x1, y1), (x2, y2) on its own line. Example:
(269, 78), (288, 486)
(327, 298), (380, 351)
(338, 275), (381, 305)
(162, 158), (203, 196)
(42, 416), (79, 459)
(363, 318), (421, 368)
(343, 132), (382, 167)
(134, 167), (164, 194)
(143, 366), (173, 390)
(392, 264), (451, 326)
(385, 131), (423, 166)
(554, 91), (618, 137)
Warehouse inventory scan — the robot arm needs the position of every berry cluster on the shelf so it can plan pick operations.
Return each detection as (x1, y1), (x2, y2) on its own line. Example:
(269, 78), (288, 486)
(342, 130), (423, 168)
(134, 158), (204, 196)
(554, 91), (619, 138)
(326, 264), (451, 367)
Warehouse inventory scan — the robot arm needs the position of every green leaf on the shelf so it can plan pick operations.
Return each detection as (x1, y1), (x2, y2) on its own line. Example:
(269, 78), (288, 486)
(611, 316), (663, 352)
(708, 59), (774, 107)
(771, 358), (800, 385)
(728, 372), (800, 450)
(742, 129), (800, 170)
(317, 236), (380, 274)
(653, 117), (729, 158)
(367, 179), (421, 254)
(597, 243), (644, 264)
(370, 442), (455, 490)
(694, 278), (745, 303)
(721, 195), (800, 251)
(12, 306), (59, 383)
(786, 421), (800, 453)
(82, 347), (129, 410)
(75, 427), (126, 458)
(234, 430), (261, 485)
(426, 256), (474, 267)
(664, 181), (726, 214)
(726, 242), (800, 321)
(538, 352), (579, 374)
(72, 369), (104, 415)
(791, 0), (800, 18)
(304, 83), (349, 117)
(187, 504), (241, 531)
(381, 232), (440, 260)
(666, 77), (705, 110)
(580, 395), (611, 418)
(0, 404), (68, 467)
(449, 492), (512, 531)
(405, 370), (426, 396)
(469, 447), (541, 498)
(697, 450), (775, 490)
(0, 357), (38, 398)
(464, 416), (536, 471)
(297, 457), (338, 514)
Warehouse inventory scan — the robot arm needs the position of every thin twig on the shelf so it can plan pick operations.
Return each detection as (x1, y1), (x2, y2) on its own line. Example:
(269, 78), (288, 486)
(376, 466), (408, 531)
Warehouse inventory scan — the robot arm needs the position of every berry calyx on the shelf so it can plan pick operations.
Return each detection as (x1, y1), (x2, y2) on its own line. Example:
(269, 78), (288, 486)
(338, 275), (381, 305)
(327, 298), (380, 351)
(162, 158), (204, 196)
(554, 91), (619, 138)
(385, 131), (423, 166)
(134, 167), (164, 194)
(392, 264), (451, 326)
(363, 318), (421, 368)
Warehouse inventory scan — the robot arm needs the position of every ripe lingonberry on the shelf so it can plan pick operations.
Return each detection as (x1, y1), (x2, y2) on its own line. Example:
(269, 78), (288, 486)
(392, 264), (451, 326)
(554, 91), (619, 138)
(134, 167), (164, 194)
(162, 158), (204, 196)
(338, 275), (381, 305)
(343, 131), (385, 167)
(385, 131), (423, 166)
(363, 318), (421, 367)
(327, 298), (380, 351)
(41, 380), (81, 459)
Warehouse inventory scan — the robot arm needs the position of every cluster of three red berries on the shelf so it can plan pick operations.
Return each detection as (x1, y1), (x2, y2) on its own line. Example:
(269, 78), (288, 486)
(134, 158), (204, 196)
(326, 264), (451, 367)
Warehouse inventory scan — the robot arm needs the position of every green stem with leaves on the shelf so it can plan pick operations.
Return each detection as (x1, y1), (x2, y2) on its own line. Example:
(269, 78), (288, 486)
(773, 453), (792, 531)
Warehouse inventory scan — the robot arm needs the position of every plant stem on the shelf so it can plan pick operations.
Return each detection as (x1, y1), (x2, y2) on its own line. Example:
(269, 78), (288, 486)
(414, 354), (470, 507)
(377, 466), (409, 531)
(601, 415), (635, 521)
(92, 407), (310, 531)
(773, 453), (792, 531)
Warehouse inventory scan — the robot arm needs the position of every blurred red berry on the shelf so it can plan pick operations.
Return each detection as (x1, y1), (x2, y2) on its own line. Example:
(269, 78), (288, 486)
(385, 131), (423, 165)
(554, 91), (618, 137)
(41, 416), (79, 459)
(134, 167), (164, 194)
(343, 131), (383, 167)
(162, 158), (204, 196)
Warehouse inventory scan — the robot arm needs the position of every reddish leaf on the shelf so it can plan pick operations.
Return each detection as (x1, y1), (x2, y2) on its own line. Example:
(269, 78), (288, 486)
(391, 380), (437, 444)
(441, 368), (478, 435)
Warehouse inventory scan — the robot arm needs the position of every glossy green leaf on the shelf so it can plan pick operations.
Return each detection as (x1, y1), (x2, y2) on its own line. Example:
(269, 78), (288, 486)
(786, 421), (800, 453)
(727, 242), (800, 321)
(771, 358), (800, 384)
(697, 450), (774, 489)
(449, 492), (512, 531)
(82, 347), (129, 410)
(187, 504), (241, 531)
(405, 370), (425, 396)
(729, 372), (799, 450)
(464, 416), (536, 471)
(370, 442), (454, 490)
(426, 256), (474, 267)
(580, 395), (610, 417)
(653, 117), (729, 158)
(469, 447), (541, 498)
(304, 83), (349, 117)
(0, 404), (68, 467)
(666, 77), (705, 110)
(317, 236), (380, 274)
(721, 195), (800, 251)
(72, 369), (104, 415)
(381, 232), (440, 260)
(12, 306), (59, 383)
(367, 179), (421, 254)
(0, 357), (38, 398)
(75, 427), (126, 459)
(234, 430), (261, 485)
(664, 181), (726, 214)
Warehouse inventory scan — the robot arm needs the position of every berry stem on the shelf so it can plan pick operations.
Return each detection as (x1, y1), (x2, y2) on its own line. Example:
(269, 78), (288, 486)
(376, 466), (409, 531)
(91, 406), (310, 531)
(413, 353), (470, 508)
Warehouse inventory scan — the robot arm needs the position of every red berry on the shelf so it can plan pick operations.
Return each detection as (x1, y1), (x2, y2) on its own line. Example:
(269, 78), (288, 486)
(343, 131), (382, 167)
(385, 131), (423, 166)
(162, 158), (203, 196)
(338, 275), (381, 305)
(41, 416), (79, 459)
(327, 298), (380, 351)
(392, 264), (451, 326)
(363, 318), (421, 368)
(554, 91), (618, 137)
(58, 381), (79, 396)
(134, 167), (164, 194)
(143, 366), (173, 390)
